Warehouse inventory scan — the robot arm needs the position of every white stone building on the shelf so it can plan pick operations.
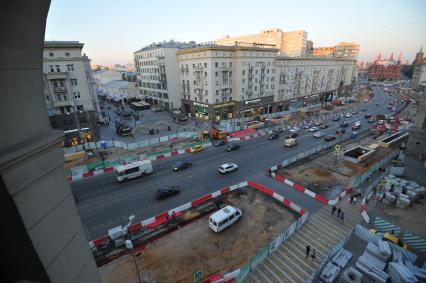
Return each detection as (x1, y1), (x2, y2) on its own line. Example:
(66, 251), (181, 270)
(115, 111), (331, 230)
(133, 41), (196, 112)
(411, 64), (426, 91)
(42, 41), (100, 145)
(177, 43), (356, 123)
(178, 44), (278, 121)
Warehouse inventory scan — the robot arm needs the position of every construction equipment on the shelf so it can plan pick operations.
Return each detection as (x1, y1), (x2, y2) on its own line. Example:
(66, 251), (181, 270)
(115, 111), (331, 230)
(198, 129), (227, 141)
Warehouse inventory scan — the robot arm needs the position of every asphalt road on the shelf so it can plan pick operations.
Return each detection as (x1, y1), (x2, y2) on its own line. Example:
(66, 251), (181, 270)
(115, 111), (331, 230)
(73, 86), (399, 240)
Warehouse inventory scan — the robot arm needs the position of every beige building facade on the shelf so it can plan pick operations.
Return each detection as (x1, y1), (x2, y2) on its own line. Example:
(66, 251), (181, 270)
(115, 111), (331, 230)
(177, 43), (356, 123)
(313, 42), (360, 60)
(215, 28), (308, 57)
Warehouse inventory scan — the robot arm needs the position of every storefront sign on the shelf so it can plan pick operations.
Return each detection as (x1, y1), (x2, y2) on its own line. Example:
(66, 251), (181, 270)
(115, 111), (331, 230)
(212, 101), (235, 109)
(193, 102), (208, 107)
(245, 99), (261, 105)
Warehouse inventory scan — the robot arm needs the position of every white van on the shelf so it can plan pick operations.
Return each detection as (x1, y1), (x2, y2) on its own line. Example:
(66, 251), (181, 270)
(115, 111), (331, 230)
(115, 160), (153, 182)
(209, 206), (242, 232)
(284, 138), (298, 147)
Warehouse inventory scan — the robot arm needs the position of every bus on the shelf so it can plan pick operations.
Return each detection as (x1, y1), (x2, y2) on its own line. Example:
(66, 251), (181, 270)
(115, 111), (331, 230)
(115, 160), (153, 182)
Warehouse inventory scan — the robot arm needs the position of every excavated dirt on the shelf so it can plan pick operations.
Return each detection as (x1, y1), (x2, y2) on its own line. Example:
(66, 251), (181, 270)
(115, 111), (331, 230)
(99, 188), (298, 283)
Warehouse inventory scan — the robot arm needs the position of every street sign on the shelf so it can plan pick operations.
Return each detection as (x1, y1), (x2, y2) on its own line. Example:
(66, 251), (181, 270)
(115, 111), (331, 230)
(193, 269), (204, 282)
(334, 144), (341, 151)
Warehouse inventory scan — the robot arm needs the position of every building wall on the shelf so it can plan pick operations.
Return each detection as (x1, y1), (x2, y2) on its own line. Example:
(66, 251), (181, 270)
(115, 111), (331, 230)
(282, 30), (307, 57)
(164, 47), (181, 111)
(368, 63), (401, 80)
(411, 64), (426, 90)
(407, 88), (426, 163)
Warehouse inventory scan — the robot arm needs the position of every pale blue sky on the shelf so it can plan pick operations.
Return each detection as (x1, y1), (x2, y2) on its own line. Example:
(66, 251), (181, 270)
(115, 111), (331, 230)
(45, 0), (426, 65)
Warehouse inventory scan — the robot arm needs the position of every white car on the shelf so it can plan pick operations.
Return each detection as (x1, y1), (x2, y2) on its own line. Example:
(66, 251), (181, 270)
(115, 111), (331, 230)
(308, 126), (319, 132)
(218, 163), (238, 174)
(354, 121), (361, 126)
(345, 113), (352, 118)
(313, 131), (325, 138)
(377, 120), (385, 125)
(289, 127), (300, 133)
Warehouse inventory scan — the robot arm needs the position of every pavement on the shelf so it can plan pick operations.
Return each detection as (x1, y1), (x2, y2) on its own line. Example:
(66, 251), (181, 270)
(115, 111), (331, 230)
(72, 86), (399, 241)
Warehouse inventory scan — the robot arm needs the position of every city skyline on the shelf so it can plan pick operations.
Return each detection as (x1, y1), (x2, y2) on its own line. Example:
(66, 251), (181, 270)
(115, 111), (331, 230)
(45, 0), (426, 65)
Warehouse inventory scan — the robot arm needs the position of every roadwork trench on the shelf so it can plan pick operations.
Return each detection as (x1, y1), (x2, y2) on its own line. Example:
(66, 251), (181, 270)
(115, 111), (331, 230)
(99, 187), (298, 283)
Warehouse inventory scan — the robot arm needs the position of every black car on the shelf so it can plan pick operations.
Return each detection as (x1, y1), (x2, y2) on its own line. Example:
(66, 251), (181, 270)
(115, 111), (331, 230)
(286, 132), (298, 139)
(332, 116), (341, 121)
(172, 161), (192, 171)
(268, 133), (279, 140)
(360, 108), (367, 112)
(340, 122), (349, 127)
(324, 135), (336, 142)
(352, 110), (358, 115)
(213, 140), (226, 147)
(364, 113), (372, 118)
(155, 186), (180, 200)
(272, 127), (284, 134)
(225, 143), (240, 152)
(319, 124), (329, 129)
(336, 128), (346, 135)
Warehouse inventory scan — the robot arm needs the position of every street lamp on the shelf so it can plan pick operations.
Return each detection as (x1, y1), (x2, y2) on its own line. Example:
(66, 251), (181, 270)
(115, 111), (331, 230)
(124, 214), (142, 283)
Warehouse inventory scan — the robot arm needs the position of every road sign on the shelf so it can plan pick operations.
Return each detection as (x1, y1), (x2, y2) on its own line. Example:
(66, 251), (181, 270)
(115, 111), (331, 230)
(334, 144), (341, 151)
(193, 269), (204, 282)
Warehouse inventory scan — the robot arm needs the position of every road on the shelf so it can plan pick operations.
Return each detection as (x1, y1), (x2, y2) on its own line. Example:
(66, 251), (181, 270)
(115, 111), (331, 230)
(72, 86), (399, 240)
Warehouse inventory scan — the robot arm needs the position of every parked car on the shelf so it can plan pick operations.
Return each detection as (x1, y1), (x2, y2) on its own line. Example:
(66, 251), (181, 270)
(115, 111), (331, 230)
(308, 126), (319, 132)
(354, 121), (361, 126)
(336, 128), (346, 135)
(319, 124), (329, 129)
(345, 113), (352, 118)
(286, 132), (298, 139)
(213, 140), (226, 147)
(303, 124), (312, 130)
(155, 186), (180, 200)
(340, 121), (349, 127)
(351, 110), (358, 115)
(190, 145), (204, 153)
(352, 124), (361, 130)
(324, 135), (336, 142)
(360, 108), (367, 112)
(268, 133), (280, 140)
(332, 116), (341, 121)
(364, 113), (372, 118)
(218, 163), (238, 174)
(314, 120), (322, 126)
(289, 127), (300, 133)
(368, 117), (375, 123)
(225, 143), (240, 152)
(313, 131), (325, 138)
(172, 161), (192, 171)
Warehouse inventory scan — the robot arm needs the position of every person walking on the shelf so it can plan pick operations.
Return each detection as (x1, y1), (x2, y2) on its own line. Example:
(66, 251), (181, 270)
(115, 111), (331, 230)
(340, 212), (345, 223)
(311, 249), (316, 262)
(305, 245), (311, 259)
(337, 207), (342, 218)
(331, 206), (336, 216)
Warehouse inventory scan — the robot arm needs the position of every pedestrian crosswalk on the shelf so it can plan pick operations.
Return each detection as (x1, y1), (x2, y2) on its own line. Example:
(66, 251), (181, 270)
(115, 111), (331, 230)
(373, 217), (401, 236)
(244, 198), (363, 283)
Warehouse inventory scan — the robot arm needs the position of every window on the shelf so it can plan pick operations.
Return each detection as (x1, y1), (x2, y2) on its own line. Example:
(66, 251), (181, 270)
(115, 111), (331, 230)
(230, 62), (232, 67)
(49, 65), (54, 72)
(215, 71), (218, 77)
(65, 52), (70, 57)
(204, 72), (207, 77)
(242, 70), (245, 76)
(206, 99), (208, 103)
(215, 62), (218, 68)
(56, 94), (61, 101)
(242, 88), (245, 93)
(204, 63), (207, 68)
(76, 105), (84, 111)
(73, 92), (81, 99)
(255, 70), (258, 74)
(49, 52), (54, 57)
(216, 99), (219, 103)
(70, 79), (78, 86)
(216, 90), (219, 96)
(55, 65), (60, 72)
(229, 214), (235, 220)
(215, 81), (219, 86)
(45, 95), (50, 101)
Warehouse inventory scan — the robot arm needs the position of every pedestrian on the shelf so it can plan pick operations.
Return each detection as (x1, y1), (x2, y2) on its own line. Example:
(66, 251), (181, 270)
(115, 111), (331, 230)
(156, 128), (159, 134)
(305, 245), (311, 259)
(331, 206), (336, 216)
(311, 249), (316, 262)
(367, 176), (371, 182)
(337, 207), (342, 218)
(170, 144), (173, 150)
(340, 212), (345, 223)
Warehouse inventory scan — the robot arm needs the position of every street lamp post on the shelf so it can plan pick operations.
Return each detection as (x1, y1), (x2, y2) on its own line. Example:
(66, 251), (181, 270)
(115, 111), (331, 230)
(124, 215), (142, 283)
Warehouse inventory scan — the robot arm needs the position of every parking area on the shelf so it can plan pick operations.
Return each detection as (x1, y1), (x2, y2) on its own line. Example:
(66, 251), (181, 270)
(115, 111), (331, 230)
(99, 188), (298, 283)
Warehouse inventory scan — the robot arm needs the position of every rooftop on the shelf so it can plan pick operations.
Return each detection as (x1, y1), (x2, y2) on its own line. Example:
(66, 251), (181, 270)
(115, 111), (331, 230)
(103, 80), (130, 89)
(44, 41), (84, 49)
(177, 42), (279, 54)
(134, 40), (197, 53)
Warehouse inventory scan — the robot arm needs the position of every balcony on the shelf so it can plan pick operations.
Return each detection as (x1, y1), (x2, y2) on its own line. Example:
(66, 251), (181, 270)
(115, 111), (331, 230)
(53, 100), (72, 107)
(54, 86), (66, 93)
(193, 66), (203, 71)
(45, 72), (68, 80)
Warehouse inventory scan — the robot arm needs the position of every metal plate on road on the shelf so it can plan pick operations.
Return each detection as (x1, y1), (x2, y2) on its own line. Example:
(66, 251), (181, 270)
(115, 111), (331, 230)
(193, 269), (203, 282)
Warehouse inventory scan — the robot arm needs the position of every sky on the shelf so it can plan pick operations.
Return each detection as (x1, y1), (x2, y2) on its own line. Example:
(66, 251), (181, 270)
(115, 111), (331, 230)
(45, 0), (426, 65)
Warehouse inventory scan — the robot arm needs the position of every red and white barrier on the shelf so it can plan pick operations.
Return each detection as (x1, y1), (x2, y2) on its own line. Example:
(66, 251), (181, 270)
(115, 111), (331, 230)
(268, 166), (353, 206)
(359, 197), (370, 223)
(226, 130), (273, 142)
(89, 180), (305, 249)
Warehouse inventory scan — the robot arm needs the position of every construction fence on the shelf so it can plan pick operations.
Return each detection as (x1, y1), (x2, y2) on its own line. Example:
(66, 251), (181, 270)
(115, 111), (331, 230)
(234, 212), (310, 283)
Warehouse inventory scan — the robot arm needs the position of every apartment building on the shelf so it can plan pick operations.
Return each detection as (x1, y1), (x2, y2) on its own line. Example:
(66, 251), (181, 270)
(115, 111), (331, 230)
(177, 43), (356, 123)
(178, 43), (278, 122)
(43, 41), (100, 146)
(313, 42), (360, 60)
(274, 57), (356, 110)
(215, 28), (308, 57)
(133, 41), (196, 112)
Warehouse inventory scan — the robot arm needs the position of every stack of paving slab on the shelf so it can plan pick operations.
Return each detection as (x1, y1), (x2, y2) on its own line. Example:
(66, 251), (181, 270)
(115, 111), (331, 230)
(332, 249), (353, 268)
(355, 242), (389, 283)
(320, 261), (341, 283)
(382, 175), (426, 208)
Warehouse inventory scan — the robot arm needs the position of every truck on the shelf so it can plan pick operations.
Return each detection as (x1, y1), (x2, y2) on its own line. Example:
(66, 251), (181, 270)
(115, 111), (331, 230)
(284, 138), (298, 147)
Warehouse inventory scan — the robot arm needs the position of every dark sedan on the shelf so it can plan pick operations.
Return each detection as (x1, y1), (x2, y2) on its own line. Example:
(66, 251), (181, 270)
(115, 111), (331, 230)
(286, 132), (298, 139)
(324, 135), (336, 142)
(332, 116), (341, 121)
(364, 113), (372, 118)
(340, 121), (349, 127)
(225, 143), (240, 152)
(319, 124), (329, 129)
(268, 133), (280, 140)
(155, 186), (180, 200)
(336, 128), (346, 135)
(172, 161), (192, 171)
